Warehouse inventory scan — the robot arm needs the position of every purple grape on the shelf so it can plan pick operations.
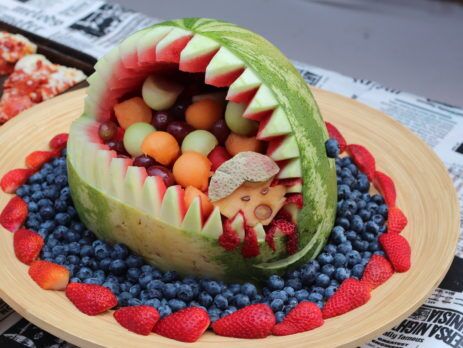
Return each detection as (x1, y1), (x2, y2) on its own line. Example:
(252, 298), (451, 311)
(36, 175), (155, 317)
(98, 121), (117, 141)
(210, 119), (230, 145)
(166, 121), (193, 143)
(107, 140), (128, 156)
(133, 155), (156, 168)
(152, 111), (174, 131)
(170, 100), (190, 119)
(147, 166), (176, 187)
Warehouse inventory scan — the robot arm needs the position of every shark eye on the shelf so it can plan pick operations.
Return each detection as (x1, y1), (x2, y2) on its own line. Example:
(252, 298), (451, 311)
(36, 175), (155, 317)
(241, 195), (251, 202)
(260, 187), (269, 195)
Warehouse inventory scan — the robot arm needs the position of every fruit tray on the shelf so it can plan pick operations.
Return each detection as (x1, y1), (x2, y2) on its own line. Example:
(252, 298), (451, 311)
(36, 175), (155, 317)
(0, 88), (459, 347)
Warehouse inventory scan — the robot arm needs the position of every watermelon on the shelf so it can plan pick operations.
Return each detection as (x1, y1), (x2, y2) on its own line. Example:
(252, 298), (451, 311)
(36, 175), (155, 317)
(67, 18), (337, 281)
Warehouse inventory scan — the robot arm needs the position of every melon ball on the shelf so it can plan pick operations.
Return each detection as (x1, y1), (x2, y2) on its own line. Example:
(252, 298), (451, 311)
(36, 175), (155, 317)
(123, 122), (156, 157)
(173, 152), (211, 191)
(181, 130), (218, 156)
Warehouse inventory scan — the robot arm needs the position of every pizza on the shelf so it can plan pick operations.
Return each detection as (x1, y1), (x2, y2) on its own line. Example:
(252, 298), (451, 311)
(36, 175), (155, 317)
(0, 31), (37, 75)
(0, 54), (86, 124)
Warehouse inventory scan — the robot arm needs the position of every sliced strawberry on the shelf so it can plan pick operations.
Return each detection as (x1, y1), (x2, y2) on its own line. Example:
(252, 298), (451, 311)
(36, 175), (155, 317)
(0, 196), (28, 232)
(379, 233), (411, 272)
(322, 278), (371, 319)
(241, 225), (259, 258)
(13, 229), (44, 265)
(65, 283), (117, 316)
(1, 168), (34, 193)
(212, 304), (275, 339)
(48, 133), (69, 150)
(360, 255), (394, 290)
(373, 171), (396, 207)
(387, 207), (408, 234)
(153, 307), (209, 343)
(114, 306), (160, 336)
(28, 260), (69, 290)
(272, 302), (323, 336)
(25, 150), (60, 170)
(208, 146), (231, 171)
(346, 144), (375, 180)
(286, 193), (303, 209)
(265, 219), (298, 255)
(325, 122), (346, 152)
(219, 217), (241, 251)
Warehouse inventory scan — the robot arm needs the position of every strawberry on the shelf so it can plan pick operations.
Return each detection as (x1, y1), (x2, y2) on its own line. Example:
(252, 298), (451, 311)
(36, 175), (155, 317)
(49, 133), (68, 150)
(208, 146), (231, 171)
(325, 122), (346, 152)
(265, 219), (298, 254)
(153, 307), (209, 342)
(66, 283), (117, 315)
(13, 229), (44, 264)
(0, 196), (28, 232)
(360, 255), (394, 290)
(241, 225), (259, 258)
(387, 207), (408, 234)
(322, 278), (371, 319)
(219, 217), (241, 251)
(346, 144), (375, 180)
(212, 303), (275, 339)
(379, 233), (411, 272)
(373, 171), (396, 207)
(272, 302), (323, 336)
(1, 168), (34, 194)
(28, 260), (69, 290)
(286, 193), (303, 209)
(25, 150), (60, 170)
(114, 306), (160, 336)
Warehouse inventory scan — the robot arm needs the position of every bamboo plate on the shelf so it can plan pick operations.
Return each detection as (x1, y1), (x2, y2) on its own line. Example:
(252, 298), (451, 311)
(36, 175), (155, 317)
(0, 88), (459, 348)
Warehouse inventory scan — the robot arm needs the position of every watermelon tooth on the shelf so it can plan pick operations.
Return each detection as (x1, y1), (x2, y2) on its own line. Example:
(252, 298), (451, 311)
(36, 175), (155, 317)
(137, 26), (173, 66)
(226, 68), (261, 103)
(109, 157), (132, 200)
(179, 34), (220, 73)
(277, 158), (302, 179)
(181, 197), (203, 233)
(124, 166), (148, 210)
(267, 134), (299, 161)
(142, 176), (166, 218)
(205, 46), (245, 87)
(256, 107), (292, 140)
(156, 28), (193, 63)
(201, 207), (223, 238)
(95, 150), (116, 193)
(243, 84), (278, 121)
(160, 185), (186, 227)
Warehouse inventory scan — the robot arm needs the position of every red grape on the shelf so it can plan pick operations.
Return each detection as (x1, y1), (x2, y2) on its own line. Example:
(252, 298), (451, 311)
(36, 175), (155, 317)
(170, 100), (190, 119)
(166, 121), (193, 143)
(147, 165), (176, 187)
(133, 155), (156, 168)
(107, 140), (129, 156)
(98, 121), (118, 141)
(152, 111), (174, 131)
(210, 119), (230, 144)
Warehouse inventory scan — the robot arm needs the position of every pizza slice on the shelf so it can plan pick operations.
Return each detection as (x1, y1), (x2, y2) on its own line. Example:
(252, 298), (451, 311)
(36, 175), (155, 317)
(0, 54), (86, 124)
(0, 32), (37, 75)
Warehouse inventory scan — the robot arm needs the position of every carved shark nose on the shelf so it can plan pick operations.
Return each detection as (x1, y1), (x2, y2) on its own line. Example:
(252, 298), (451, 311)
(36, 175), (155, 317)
(254, 204), (272, 220)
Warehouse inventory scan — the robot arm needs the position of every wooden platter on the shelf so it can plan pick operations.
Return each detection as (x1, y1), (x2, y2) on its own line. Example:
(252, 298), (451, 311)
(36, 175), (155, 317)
(0, 88), (459, 348)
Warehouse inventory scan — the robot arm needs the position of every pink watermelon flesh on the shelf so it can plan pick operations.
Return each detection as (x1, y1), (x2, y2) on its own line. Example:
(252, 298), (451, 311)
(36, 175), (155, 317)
(156, 35), (193, 64)
(179, 49), (219, 73)
(205, 68), (244, 88)
(227, 88), (258, 104)
(243, 109), (273, 122)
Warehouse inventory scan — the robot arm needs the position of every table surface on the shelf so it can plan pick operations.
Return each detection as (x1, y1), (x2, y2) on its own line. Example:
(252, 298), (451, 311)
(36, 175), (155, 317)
(110, 0), (463, 108)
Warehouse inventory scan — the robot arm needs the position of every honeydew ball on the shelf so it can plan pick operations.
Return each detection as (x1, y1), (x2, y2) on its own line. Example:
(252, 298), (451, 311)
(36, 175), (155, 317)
(142, 74), (184, 110)
(123, 122), (156, 157)
(181, 130), (218, 156)
(225, 101), (259, 136)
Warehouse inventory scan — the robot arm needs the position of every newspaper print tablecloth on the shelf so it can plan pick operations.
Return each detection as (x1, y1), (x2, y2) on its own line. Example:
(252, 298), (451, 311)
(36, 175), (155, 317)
(0, 1), (462, 347)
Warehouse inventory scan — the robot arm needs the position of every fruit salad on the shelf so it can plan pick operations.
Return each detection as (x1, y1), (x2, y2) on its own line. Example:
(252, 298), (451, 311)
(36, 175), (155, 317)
(67, 18), (338, 282)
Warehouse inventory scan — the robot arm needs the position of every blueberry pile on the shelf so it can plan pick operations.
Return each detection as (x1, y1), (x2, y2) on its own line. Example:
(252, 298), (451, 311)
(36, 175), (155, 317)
(16, 145), (387, 323)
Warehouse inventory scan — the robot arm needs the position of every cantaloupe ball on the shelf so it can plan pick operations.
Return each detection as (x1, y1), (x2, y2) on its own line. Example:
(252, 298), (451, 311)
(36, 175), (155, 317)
(185, 99), (223, 130)
(225, 133), (263, 156)
(184, 186), (214, 218)
(173, 152), (211, 191)
(114, 97), (152, 129)
(141, 131), (180, 166)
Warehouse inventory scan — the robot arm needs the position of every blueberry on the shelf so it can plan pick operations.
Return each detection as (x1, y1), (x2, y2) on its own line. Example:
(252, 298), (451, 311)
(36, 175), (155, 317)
(144, 298), (161, 308)
(120, 281), (133, 293)
(127, 298), (142, 306)
(228, 283), (241, 295)
(287, 297), (298, 307)
(321, 264), (335, 277)
(233, 294), (250, 308)
(331, 226), (346, 244)
(275, 311), (285, 323)
(222, 289), (234, 301)
(147, 279), (164, 291)
(64, 230), (79, 243)
(139, 273), (154, 288)
(377, 204), (388, 218)
(371, 194), (384, 205)
(28, 201), (38, 212)
(67, 206), (77, 218)
(374, 250), (385, 257)
(162, 283), (178, 299)
(367, 202), (379, 212)
(269, 290), (288, 302)
(362, 232), (376, 242)
(70, 277), (81, 283)
(110, 244), (128, 259)
(300, 267), (317, 286)
(337, 185), (351, 200)
(67, 242), (80, 255)
(41, 220), (56, 233)
(341, 167), (353, 179)
(334, 267), (349, 282)
(365, 221), (380, 234)
(208, 308), (221, 322)
(52, 245), (68, 257)
(55, 212), (71, 226)
(221, 307), (237, 318)
(44, 187), (59, 200)
(204, 280), (222, 296)
(94, 244), (110, 260)
(162, 271), (178, 282)
(26, 218), (40, 230)
(270, 298), (284, 312)
(357, 199), (367, 210)
(177, 284), (194, 302)
(351, 264), (365, 279)
(324, 243), (337, 254)
(80, 245), (93, 257)
(109, 259), (126, 275)
(315, 273), (330, 287)
(337, 242), (353, 254)
(46, 236), (59, 247)
(267, 275), (285, 290)
(324, 285), (338, 298)
(84, 277), (103, 285)
(80, 256), (97, 269)
(372, 214), (385, 226)
(126, 254), (143, 268)
(54, 175), (67, 187)
(214, 294), (229, 310)
(76, 267), (93, 280)
(71, 222), (85, 234)
(241, 283), (257, 298)
(356, 175), (370, 192)
(295, 289), (309, 301)
(283, 286), (295, 297)
(353, 239), (369, 252)
(351, 215), (364, 232)
(31, 192), (44, 203)
(359, 209), (372, 221)
(66, 255), (80, 265)
(167, 299), (185, 312)
(286, 277), (302, 290)
(317, 252), (333, 266)
(198, 291), (213, 307)
(336, 217), (350, 230)
(54, 199), (68, 212)
(308, 292), (323, 303)
(325, 139), (340, 158)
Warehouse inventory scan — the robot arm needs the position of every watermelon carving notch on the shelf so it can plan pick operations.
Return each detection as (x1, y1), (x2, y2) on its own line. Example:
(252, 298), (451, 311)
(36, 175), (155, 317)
(67, 18), (337, 282)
